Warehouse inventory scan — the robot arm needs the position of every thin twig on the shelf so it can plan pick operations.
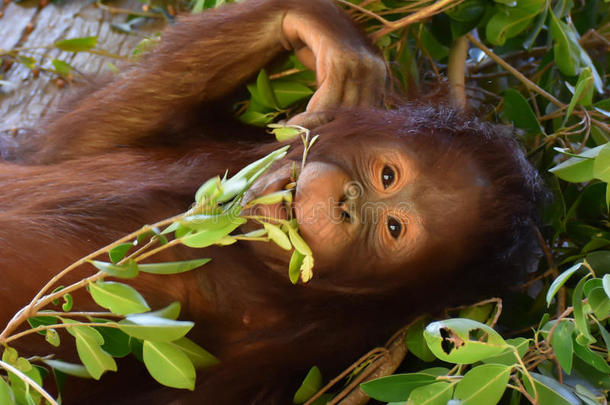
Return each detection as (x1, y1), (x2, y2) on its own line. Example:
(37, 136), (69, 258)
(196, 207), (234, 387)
(334, 0), (392, 26)
(0, 215), (182, 341)
(0, 360), (59, 405)
(304, 348), (386, 405)
(373, 0), (464, 40)
(5, 322), (120, 344)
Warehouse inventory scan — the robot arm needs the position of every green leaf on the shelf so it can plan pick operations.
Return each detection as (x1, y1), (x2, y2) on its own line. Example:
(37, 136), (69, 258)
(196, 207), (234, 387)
(74, 334), (117, 379)
(43, 359), (92, 379)
(0, 377), (15, 405)
(293, 366), (323, 404)
(572, 275), (596, 344)
(2, 347), (17, 364)
(289, 249), (305, 284)
(268, 124), (304, 142)
(445, 0), (485, 22)
(523, 372), (581, 405)
(593, 144), (610, 182)
(143, 341), (196, 390)
(549, 145), (605, 183)
(549, 12), (603, 92)
(90, 259), (138, 279)
(419, 26), (449, 60)
(108, 243), (133, 263)
(181, 211), (242, 232)
(230, 145), (289, 185)
(88, 281), (150, 315)
(486, 0), (545, 45)
(238, 109), (276, 126)
(118, 314), (193, 342)
(502, 89), (543, 135)
(255, 69), (279, 110)
(129, 337), (144, 362)
(45, 329), (60, 347)
(7, 365), (41, 405)
(54, 36), (97, 52)
(586, 250), (610, 274)
(17, 56), (35, 69)
(405, 318), (436, 362)
(51, 59), (73, 76)
(62, 293), (73, 311)
(523, 3), (548, 49)
(132, 35), (161, 57)
(458, 303), (495, 324)
(588, 287), (610, 319)
(453, 364), (511, 404)
(27, 315), (58, 335)
(16, 358), (32, 373)
(546, 262), (583, 305)
(220, 145), (289, 199)
(194, 176), (220, 204)
(263, 223), (292, 250)
(566, 68), (595, 120)
(573, 341), (610, 373)
(145, 302), (182, 320)
(593, 319), (610, 355)
(172, 337), (218, 369)
(94, 324), (131, 358)
(65, 323), (104, 345)
(360, 373), (436, 402)
(138, 259), (211, 275)
(271, 80), (313, 109)
(583, 278), (603, 296)
(550, 320), (575, 374)
(247, 189), (292, 206)
(424, 319), (508, 364)
(287, 226), (312, 256)
(181, 219), (245, 248)
(407, 381), (454, 405)
(482, 337), (530, 366)
(550, 11), (579, 76)
(603, 274), (610, 298)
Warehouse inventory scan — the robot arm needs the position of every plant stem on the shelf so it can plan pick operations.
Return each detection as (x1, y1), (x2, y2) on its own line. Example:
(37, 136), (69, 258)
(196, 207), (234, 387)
(448, 35), (468, 109)
(133, 238), (182, 263)
(0, 215), (182, 341)
(0, 360), (58, 405)
(372, 0), (464, 40)
(5, 322), (120, 344)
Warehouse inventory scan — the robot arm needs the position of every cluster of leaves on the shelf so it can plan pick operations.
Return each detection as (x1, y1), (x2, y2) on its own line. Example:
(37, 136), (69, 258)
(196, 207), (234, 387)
(0, 37), (98, 89)
(357, 266), (610, 405)
(0, 144), (316, 404)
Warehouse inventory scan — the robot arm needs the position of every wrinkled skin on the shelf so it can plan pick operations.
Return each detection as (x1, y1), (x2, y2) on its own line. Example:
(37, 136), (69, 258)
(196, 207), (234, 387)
(0, 1), (544, 404)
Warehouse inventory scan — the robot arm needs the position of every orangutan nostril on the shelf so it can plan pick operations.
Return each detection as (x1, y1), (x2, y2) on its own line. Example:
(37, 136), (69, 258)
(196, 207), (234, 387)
(340, 209), (351, 221)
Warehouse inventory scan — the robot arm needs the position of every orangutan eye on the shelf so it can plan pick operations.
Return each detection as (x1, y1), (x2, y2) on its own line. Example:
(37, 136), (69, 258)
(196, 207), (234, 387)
(387, 217), (402, 239)
(381, 165), (395, 189)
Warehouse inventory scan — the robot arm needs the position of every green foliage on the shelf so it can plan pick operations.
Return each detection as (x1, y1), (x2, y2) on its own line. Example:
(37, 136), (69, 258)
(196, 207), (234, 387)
(0, 146), (314, 402)
(293, 366), (323, 404)
(238, 61), (315, 126)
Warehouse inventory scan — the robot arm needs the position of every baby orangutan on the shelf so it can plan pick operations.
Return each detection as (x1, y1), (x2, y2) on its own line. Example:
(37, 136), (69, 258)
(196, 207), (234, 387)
(0, 0), (544, 403)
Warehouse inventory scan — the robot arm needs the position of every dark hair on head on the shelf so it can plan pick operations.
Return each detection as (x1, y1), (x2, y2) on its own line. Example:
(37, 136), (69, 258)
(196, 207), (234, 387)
(394, 103), (549, 294)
